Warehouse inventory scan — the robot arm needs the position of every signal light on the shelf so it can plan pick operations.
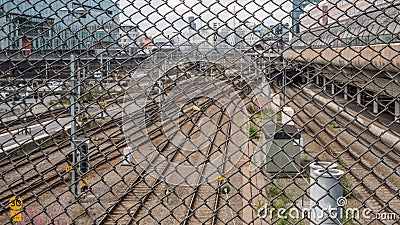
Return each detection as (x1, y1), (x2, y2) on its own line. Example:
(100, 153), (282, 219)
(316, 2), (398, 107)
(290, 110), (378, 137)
(78, 142), (89, 174)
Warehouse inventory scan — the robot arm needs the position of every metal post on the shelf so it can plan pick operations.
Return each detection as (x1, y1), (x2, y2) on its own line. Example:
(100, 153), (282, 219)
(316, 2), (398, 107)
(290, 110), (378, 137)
(199, 58), (202, 73)
(107, 60), (110, 81)
(240, 46), (243, 82)
(260, 52), (265, 83)
(77, 67), (81, 114)
(100, 53), (103, 78)
(82, 67), (86, 108)
(158, 60), (165, 119)
(255, 58), (257, 77)
(282, 58), (286, 106)
(86, 42), (90, 64)
(23, 98), (28, 135)
(45, 63), (48, 80)
(70, 54), (77, 200)
(357, 87), (362, 105)
(262, 53), (265, 83)
(158, 67), (162, 117)
(268, 50), (271, 74)
(373, 95), (379, 114)
(395, 100), (400, 122)
(82, 68), (86, 80)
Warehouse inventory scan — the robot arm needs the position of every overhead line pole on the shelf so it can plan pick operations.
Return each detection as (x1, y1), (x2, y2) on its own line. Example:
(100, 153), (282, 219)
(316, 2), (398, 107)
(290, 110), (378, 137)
(70, 54), (78, 200)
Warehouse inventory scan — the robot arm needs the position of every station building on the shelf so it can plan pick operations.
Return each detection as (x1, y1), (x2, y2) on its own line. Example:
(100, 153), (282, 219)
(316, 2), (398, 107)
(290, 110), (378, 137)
(286, 0), (400, 122)
(118, 24), (142, 55)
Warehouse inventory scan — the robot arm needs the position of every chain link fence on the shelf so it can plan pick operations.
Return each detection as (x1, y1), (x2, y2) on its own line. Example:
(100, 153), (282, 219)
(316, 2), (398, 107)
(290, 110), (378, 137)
(0, 0), (399, 224)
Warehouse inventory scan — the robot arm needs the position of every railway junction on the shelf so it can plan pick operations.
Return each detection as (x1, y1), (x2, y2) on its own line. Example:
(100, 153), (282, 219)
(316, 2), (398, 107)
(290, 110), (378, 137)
(0, 50), (399, 224)
(0, 0), (400, 224)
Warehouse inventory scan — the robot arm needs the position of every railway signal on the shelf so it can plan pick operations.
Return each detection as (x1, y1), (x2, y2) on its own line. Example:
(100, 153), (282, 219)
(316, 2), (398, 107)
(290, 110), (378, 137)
(78, 142), (90, 174)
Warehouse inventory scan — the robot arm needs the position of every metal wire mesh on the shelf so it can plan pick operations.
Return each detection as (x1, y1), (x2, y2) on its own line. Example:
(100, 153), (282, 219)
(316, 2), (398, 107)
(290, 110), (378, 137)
(0, 0), (399, 224)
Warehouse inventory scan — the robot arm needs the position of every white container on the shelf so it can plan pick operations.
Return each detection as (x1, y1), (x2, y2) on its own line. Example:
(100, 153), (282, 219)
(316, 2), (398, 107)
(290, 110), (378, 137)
(310, 162), (338, 180)
(309, 161), (339, 222)
(310, 168), (344, 224)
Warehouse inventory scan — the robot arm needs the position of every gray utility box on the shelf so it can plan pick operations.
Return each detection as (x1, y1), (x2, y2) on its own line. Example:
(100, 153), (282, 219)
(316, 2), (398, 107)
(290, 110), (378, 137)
(264, 124), (302, 173)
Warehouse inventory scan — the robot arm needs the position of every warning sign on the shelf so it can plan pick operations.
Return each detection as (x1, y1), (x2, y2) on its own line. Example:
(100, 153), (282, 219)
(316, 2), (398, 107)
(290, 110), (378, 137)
(10, 210), (22, 222)
(9, 196), (23, 211)
(79, 177), (88, 185)
(216, 175), (225, 181)
(66, 165), (72, 172)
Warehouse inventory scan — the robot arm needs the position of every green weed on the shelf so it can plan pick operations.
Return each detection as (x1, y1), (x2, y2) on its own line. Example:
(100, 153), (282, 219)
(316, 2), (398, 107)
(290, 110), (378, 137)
(248, 123), (260, 139)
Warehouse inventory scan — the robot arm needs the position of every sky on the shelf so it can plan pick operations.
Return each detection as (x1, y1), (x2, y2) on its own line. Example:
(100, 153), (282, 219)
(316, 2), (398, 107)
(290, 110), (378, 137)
(118, 0), (291, 37)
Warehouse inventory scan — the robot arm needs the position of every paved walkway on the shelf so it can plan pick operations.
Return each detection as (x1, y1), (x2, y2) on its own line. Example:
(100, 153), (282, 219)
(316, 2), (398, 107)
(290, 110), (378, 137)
(0, 105), (119, 152)
(0, 118), (71, 152)
(242, 142), (268, 225)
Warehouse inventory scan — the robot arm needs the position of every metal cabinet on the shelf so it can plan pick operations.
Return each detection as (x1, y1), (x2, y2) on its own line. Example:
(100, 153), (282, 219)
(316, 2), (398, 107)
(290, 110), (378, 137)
(264, 124), (302, 173)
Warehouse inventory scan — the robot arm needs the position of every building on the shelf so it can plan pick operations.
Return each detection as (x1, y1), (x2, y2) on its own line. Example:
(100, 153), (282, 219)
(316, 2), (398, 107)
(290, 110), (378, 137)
(119, 24), (141, 55)
(264, 23), (290, 42)
(213, 22), (221, 30)
(299, 0), (381, 32)
(0, 0), (119, 54)
(188, 16), (197, 31)
(0, 1), (55, 54)
(217, 27), (232, 48)
(291, 0), (320, 36)
(260, 23), (289, 51)
(138, 37), (153, 54)
(227, 23), (262, 50)
(174, 18), (204, 49)
(175, 21), (262, 52)
(286, 1), (400, 123)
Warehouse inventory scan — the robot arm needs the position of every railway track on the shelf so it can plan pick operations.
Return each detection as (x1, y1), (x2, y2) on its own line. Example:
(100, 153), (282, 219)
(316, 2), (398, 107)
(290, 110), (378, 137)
(0, 96), (124, 134)
(98, 99), (214, 224)
(182, 105), (231, 225)
(0, 108), (68, 133)
(1, 72), (250, 223)
(0, 99), (165, 211)
(0, 94), (206, 218)
(0, 117), (125, 213)
(0, 114), (123, 170)
(99, 98), (230, 224)
(0, 96), (130, 167)
(280, 84), (400, 220)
